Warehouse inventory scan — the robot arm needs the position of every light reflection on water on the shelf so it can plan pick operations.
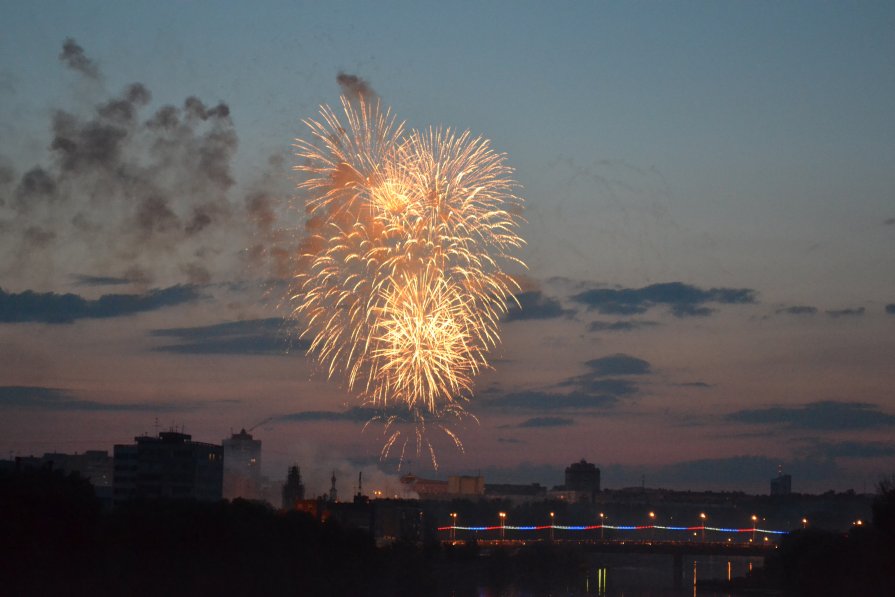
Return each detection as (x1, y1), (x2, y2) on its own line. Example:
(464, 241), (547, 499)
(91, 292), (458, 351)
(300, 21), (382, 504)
(471, 554), (768, 597)
(580, 554), (763, 597)
(582, 554), (765, 597)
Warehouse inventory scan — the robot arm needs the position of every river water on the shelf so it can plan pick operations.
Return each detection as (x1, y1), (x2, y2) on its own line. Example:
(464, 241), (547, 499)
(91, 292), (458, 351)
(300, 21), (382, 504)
(443, 553), (773, 597)
(578, 553), (768, 596)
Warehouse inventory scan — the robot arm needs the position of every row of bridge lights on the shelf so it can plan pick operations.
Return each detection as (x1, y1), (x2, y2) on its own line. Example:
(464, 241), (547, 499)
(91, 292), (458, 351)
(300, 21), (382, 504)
(448, 510), (801, 542)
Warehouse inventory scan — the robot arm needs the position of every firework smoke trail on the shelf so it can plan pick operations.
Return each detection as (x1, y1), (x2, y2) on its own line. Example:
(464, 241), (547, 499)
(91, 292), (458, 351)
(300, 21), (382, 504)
(290, 96), (524, 467)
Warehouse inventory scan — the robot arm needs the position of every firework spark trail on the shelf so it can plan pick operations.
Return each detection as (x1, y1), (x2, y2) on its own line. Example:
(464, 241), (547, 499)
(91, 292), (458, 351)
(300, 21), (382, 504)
(290, 96), (524, 466)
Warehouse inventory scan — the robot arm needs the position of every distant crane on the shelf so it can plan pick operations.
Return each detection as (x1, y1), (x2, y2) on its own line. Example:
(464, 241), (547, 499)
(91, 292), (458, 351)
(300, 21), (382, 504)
(246, 415), (277, 434)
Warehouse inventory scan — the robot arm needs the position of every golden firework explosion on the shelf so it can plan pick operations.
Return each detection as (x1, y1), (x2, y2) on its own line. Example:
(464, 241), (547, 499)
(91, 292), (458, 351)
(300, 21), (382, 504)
(291, 96), (524, 466)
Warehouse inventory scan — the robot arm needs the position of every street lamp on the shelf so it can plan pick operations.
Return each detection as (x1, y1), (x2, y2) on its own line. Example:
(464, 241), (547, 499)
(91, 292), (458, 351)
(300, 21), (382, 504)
(450, 512), (457, 541)
(499, 511), (506, 540)
(801, 517), (807, 530)
(751, 514), (758, 542)
(649, 511), (656, 541)
(700, 512), (707, 542)
(599, 512), (605, 541)
(549, 511), (555, 542)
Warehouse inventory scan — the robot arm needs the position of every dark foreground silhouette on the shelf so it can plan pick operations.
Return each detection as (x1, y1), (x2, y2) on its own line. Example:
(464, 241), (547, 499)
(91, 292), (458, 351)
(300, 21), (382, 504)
(761, 476), (895, 597)
(0, 468), (437, 596)
(2, 468), (894, 596)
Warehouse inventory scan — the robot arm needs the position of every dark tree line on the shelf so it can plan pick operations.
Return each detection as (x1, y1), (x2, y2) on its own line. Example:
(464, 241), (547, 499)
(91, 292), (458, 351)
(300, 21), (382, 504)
(0, 467), (437, 596)
(764, 476), (895, 596)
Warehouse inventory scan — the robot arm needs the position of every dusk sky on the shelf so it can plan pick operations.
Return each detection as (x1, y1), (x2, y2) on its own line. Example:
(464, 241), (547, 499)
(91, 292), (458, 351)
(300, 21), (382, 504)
(1, 1), (893, 496)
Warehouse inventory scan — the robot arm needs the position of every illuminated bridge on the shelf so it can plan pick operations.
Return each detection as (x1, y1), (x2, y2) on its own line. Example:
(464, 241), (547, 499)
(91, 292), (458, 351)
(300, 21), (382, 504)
(437, 523), (784, 589)
(438, 522), (787, 552)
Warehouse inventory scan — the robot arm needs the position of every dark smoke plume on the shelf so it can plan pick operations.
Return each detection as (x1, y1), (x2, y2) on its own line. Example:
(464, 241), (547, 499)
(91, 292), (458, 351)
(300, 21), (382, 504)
(0, 39), (273, 288)
(337, 72), (376, 100)
(59, 38), (100, 79)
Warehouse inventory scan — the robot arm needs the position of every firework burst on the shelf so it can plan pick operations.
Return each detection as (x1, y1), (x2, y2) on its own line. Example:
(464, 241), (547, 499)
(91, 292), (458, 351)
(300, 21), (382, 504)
(290, 96), (524, 466)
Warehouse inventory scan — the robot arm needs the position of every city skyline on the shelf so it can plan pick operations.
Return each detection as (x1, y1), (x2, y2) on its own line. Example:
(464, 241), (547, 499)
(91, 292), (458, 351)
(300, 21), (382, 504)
(1, 2), (893, 494)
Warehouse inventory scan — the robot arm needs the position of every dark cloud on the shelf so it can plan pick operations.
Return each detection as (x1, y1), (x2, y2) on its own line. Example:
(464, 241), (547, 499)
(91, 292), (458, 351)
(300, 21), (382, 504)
(0, 285), (199, 324)
(560, 377), (639, 397)
(728, 401), (895, 430)
(484, 390), (619, 411)
(504, 290), (574, 321)
(336, 72), (376, 100)
(679, 381), (712, 388)
(151, 318), (307, 355)
(776, 305), (818, 316)
(496, 437), (525, 444)
(588, 319), (658, 332)
(570, 282), (755, 317)
(478, 462), (563, 486)
(516, 416), (575, 428)
(826, 307), (865, 318)
(585, 354), (651, 376)
(885, 217), (895, 226)
(602, 455), (838, 491)
(797, 439), (895, 460)
(670, 304), (714, 317)
(884, 304), (895, 315)
(0, 386), (185, 412)
(276, 407), (376, 423)
(59, 38), (99, 79)
(72, 274), (133, 287)
(601, 455), (779, 489)
(530, 355), (649, 410)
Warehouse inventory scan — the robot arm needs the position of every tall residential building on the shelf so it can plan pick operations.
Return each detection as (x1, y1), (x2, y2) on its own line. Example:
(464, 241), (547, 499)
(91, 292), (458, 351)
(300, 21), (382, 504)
(222, 428), (262, 500)
(771, 473), (792, 496)
(552, 459), (601, 504)
(113, 431), (223, 504)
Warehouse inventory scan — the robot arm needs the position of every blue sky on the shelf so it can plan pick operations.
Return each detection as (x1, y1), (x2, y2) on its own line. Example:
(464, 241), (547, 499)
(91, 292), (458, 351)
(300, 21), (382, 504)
(1, 1), (893, 495)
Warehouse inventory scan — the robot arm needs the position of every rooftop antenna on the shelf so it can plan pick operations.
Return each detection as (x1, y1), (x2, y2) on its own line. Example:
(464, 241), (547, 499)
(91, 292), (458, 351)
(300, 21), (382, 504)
(153, 417), (159, 435)
(358, 471), (363, 496)
(329, 470), (337, 502)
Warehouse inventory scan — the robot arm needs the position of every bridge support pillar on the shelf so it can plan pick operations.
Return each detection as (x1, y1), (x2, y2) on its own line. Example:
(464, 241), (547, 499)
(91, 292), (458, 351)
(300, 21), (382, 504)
(672, 553), (683, 590)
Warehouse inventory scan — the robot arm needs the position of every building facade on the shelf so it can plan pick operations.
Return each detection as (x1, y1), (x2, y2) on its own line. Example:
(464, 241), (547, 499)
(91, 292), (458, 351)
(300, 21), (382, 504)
(771, 473), (792, 496)
(113, 431), (223, 504)
(222, 429), (262, 500)
(550, 459), (601, 504)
